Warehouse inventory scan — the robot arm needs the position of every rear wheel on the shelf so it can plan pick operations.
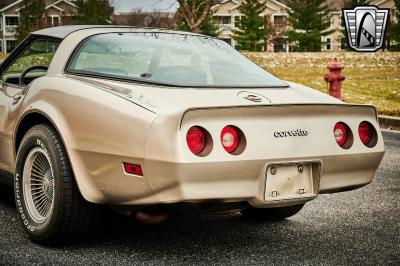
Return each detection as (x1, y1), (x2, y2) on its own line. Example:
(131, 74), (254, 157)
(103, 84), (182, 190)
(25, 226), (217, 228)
(14, 124), (99, 245)
(241, 204), (305, 221)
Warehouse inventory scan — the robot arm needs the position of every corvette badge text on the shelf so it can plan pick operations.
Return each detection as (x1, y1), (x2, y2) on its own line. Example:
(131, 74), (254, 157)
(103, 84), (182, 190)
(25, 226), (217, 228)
(274, 129), (309, 138)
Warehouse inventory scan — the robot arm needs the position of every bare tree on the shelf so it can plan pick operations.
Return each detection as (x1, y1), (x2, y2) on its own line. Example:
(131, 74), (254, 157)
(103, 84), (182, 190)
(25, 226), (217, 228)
(177, 0), (213, 33)
(113, 8), (174, 28)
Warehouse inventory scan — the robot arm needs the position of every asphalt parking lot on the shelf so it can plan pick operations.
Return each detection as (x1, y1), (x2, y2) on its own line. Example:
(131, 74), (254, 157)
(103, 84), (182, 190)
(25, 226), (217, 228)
(0, 130), (399, 265)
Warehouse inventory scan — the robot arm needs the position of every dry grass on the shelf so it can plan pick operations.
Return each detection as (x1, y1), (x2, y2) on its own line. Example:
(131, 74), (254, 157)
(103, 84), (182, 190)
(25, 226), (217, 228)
(244, 52), (400, 117)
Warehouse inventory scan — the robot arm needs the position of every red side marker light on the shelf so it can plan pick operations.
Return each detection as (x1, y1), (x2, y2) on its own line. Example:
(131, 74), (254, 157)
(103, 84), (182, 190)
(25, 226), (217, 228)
(123, 162), (143, 176)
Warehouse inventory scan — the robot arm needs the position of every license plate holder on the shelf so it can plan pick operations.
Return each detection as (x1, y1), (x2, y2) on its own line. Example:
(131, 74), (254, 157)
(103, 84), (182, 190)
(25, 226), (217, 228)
(264, 163), (316, 202)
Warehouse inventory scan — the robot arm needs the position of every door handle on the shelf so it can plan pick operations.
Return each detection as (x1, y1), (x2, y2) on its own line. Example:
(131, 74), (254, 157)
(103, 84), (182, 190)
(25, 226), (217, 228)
(13, 93), (22, 104)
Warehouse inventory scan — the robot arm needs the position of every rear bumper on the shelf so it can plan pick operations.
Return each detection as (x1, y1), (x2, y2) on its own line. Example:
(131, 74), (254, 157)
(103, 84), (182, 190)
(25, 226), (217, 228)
(119, 150), (384, 206)
(73, 140), (384, 206)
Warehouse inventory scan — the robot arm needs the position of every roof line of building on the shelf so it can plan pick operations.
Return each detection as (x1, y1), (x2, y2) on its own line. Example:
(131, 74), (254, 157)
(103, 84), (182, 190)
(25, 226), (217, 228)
(1, 0), (76, 13)
(53, 0), (77, 8)
(212, 0), (290, 12)
(0, 0), (22, 13)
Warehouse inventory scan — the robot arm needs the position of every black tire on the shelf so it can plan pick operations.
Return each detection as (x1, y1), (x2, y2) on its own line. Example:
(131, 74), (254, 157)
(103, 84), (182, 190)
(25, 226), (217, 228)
(241, 204), (305, 221)
(14, 124), (99, 245)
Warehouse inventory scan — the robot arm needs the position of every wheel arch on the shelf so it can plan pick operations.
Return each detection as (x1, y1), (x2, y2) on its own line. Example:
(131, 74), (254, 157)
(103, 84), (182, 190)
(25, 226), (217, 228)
(13, 109), (104, 203)
(14, 111), (62, 156)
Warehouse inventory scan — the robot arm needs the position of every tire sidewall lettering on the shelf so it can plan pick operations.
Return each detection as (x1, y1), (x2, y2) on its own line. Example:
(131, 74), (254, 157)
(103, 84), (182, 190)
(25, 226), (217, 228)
(36, 139), (49, 154)
(15, 172), (37, 232)
(14, 137), (52, 234)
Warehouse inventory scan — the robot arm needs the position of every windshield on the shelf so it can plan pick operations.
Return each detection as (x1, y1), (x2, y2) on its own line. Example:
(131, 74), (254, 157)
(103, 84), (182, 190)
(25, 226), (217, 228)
(67, 32), (288, 88)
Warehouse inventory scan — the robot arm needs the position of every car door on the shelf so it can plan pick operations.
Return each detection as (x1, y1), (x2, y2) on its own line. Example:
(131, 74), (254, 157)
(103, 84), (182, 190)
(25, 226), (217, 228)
(0, 37), (60, 173)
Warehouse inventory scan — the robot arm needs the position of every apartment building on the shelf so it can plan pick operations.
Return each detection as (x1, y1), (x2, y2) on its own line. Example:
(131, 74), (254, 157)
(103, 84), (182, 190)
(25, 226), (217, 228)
(212, 0), (289, 52)
(212, 0), (397, 52)
(0, 0), (78, 53)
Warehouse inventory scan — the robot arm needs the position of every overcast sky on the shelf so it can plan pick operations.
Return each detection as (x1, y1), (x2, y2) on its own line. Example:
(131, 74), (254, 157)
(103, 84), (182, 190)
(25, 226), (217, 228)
(112, 0), (178, 12)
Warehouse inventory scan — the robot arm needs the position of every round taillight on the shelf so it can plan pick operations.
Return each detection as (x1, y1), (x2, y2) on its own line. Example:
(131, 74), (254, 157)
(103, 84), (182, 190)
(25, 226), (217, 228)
(358, 121), (377, 147)
(334, 122), (348, 147)
(221, 126), (239, 153)
(186, 126), (206, 155)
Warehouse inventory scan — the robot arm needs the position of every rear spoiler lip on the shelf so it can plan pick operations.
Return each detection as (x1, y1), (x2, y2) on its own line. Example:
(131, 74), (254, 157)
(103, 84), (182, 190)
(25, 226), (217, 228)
(179, 103), (378, 129)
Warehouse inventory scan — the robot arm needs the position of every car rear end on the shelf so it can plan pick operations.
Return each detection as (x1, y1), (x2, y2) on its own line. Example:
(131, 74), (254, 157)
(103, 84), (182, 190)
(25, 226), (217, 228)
(140, 103), (384, 208)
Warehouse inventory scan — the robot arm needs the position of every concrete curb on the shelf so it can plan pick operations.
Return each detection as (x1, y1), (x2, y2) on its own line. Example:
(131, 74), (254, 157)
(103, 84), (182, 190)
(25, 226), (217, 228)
(378, 115), (400, 131)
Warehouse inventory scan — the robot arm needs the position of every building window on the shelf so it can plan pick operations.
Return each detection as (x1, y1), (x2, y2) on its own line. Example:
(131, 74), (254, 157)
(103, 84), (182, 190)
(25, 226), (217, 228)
(234, 16), (241, 27)
(341, 37), (347, 50)
(48, 16), (61, 27)
(52, 16), (60, 26)
(6, 40), (17, 53)
(326, 37), (332, 50)
(5, 16), (18, 26)
(273, 15), (286, 26)
(221, 16), (231, 25)
(5, 17), (18, 35)
(0, 40), (3, 53)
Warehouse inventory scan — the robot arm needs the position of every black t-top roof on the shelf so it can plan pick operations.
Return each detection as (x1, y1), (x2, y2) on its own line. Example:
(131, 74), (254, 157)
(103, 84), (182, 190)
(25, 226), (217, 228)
(32, 25), (134, 39)
(32, 25), (199, 39)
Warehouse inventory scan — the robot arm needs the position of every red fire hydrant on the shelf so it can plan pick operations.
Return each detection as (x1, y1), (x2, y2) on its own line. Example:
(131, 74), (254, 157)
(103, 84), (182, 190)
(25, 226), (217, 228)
(324, 58), (345, 100)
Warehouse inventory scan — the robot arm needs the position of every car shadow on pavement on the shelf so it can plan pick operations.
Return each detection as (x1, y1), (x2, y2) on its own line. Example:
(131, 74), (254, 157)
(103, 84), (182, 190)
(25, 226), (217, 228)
(1, 182), (294, 252)
(0, 183), (301, 255)
(81, 208), (298, 258)
(1, 182), (297, 253)
(0, 185), (14, 207)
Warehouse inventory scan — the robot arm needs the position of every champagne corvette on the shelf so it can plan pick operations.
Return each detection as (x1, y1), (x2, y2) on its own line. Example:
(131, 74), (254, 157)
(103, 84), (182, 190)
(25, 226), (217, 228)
(0, 26), (384, 244)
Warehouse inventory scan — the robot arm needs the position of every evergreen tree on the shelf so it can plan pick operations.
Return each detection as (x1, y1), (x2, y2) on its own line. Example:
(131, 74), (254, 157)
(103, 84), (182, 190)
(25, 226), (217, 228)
(75, 0), (114, 25)
(177, 4), (218, 37)
(285, 0), (331, 51)
(199, 13), (219, 37)
(16, 0), (46, 43)
(233, 0), (270, 51)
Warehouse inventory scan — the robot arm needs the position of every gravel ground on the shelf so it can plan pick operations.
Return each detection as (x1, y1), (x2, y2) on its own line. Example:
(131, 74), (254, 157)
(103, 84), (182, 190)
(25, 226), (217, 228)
(0, 131), (399, 265)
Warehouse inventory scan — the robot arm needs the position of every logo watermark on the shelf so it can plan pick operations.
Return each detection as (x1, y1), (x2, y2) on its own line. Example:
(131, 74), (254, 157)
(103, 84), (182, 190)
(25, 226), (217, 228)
(342, 6), (389, 52)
